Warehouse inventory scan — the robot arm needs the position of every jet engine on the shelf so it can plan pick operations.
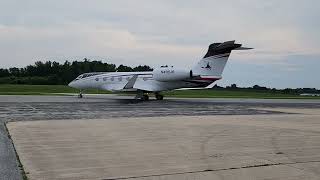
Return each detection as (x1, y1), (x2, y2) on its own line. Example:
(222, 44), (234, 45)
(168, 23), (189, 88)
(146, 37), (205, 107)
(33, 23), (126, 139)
(153, 67), (192, 82)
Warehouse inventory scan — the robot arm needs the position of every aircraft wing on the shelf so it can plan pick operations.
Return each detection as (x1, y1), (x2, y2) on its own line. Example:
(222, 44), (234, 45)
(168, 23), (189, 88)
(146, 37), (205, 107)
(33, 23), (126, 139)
(124, 75), (138, 89)
(101, 74), (163, 92)
(101, 75), (140, 92)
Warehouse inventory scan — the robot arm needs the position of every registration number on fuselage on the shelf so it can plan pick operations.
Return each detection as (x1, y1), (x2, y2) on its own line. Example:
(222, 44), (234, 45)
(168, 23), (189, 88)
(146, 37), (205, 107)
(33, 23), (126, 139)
(161, 70), (175, 74)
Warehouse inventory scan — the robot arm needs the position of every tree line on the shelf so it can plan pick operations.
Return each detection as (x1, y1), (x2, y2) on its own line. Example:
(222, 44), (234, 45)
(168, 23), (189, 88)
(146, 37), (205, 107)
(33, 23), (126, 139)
(0, 58), (153, 85)
(212, 84), (320, 95)
(1, 59), (319, 95)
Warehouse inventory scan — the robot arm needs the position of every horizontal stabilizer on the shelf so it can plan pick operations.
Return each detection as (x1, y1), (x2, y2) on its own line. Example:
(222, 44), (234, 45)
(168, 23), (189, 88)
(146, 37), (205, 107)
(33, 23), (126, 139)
(203, 40), (252, 58)
(176, 82), (216, 91)
(234, 47), (253, 50)
(216, 40), (236, 49)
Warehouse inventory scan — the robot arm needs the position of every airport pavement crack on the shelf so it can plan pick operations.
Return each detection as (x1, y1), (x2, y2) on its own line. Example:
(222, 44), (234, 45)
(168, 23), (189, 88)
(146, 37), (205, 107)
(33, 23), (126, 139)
(0, 121), (23, 180)
(102, 160), (320, 180)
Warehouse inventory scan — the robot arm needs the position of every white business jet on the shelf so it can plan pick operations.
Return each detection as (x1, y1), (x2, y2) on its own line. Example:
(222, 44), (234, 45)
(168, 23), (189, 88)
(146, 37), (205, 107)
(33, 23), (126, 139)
(68, 40), (252, 100)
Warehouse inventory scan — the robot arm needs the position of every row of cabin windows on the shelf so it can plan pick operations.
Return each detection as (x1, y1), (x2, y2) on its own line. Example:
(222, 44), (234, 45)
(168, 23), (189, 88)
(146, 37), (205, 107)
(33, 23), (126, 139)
(95, 77), (149, 82)
(75, 73), (104, 81)
(82, 73), (103, 78)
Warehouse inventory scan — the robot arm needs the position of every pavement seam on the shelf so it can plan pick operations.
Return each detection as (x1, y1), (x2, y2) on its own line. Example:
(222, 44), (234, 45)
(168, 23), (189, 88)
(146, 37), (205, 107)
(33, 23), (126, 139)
(102, 160), (320, 180)
(4, 122), (28, 180)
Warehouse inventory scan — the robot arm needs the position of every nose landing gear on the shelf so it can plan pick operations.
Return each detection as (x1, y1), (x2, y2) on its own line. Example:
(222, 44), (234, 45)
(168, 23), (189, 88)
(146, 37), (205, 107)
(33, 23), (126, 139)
(78, 90), (83, 98)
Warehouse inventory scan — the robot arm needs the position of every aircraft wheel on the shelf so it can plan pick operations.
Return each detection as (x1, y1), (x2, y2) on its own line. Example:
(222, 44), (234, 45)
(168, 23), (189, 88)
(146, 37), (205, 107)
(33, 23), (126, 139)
(142, 95), (149, 101)
(78, 92), (83, 98)
(155, 94), (164, 100)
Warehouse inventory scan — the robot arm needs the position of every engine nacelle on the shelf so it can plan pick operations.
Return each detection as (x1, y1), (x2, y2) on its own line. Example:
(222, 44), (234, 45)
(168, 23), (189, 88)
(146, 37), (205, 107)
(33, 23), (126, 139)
(153, 67), (192, 82)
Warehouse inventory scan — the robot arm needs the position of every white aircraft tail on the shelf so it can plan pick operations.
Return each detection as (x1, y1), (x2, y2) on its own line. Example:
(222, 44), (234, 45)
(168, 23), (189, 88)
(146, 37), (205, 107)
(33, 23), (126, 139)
(192, 40), (252, 78)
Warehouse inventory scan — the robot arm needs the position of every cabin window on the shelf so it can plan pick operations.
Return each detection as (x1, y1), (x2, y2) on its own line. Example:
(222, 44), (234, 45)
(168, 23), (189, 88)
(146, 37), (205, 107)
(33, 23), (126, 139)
(103, 77), (107, 81)
(111, 77), (114, 81)
(95, 78), (99, 81)
(118, 77), (122, 81)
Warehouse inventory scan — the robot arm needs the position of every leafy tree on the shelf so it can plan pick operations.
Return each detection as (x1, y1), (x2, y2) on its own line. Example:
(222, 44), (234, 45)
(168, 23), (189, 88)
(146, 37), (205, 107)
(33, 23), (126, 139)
(0, 59), (154, 84)
(252, 85), (268, 91)
(230, 84), (237, 89)
(9, 67), (21, 77)
(133, 65), (153, 71)
(0, 69), (10, 77)
(117, 64), (133, 72)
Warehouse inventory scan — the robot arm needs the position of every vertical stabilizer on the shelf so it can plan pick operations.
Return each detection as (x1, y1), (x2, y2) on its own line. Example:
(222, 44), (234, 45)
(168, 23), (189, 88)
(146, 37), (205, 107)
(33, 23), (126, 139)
(192, 40), (252, 78)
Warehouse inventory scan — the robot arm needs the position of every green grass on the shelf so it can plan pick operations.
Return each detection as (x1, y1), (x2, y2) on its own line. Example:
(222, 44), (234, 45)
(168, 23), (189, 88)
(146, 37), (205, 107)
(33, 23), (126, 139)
(0, 84), (319, 99)
(163, 89), (320, 99)
(0, 84), (110, 95)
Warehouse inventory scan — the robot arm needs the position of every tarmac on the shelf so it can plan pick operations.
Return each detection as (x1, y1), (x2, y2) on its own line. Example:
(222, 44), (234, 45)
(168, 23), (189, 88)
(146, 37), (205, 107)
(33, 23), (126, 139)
(1, 95), (320, 179)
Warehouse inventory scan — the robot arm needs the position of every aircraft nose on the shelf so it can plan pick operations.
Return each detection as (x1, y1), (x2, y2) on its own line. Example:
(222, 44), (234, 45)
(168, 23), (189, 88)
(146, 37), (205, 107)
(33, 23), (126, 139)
(68, 82), (76, 88)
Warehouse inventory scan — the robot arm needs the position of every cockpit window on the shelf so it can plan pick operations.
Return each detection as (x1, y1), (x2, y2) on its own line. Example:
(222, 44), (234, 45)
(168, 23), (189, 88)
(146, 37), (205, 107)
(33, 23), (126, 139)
(75, 75), (83, 80)
(73, 72), (105, 81)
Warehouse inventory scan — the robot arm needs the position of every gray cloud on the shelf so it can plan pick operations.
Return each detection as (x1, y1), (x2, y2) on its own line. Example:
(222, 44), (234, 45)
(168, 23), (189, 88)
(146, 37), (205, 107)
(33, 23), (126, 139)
(0, 0), (319, 87)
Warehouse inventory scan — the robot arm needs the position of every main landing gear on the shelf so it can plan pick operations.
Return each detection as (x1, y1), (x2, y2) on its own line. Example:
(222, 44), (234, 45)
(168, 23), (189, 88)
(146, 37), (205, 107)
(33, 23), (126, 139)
(135, 91), (164, 101)
(135, 91), (146, 100)
(155, 93), (164, 100)
(142, 94), (149, 101)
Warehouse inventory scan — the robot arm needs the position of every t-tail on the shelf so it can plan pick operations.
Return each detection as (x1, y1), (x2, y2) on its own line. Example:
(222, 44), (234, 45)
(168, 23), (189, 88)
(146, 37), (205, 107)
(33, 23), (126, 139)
(192, 40), (252, 79)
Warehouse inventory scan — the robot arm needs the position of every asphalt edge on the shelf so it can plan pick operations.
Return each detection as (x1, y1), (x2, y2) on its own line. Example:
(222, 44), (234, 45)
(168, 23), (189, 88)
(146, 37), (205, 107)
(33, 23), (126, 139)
(4, 122), (28, 180)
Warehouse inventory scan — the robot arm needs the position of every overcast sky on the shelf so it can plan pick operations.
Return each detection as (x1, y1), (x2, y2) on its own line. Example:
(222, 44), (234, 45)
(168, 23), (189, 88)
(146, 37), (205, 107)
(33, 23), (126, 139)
(0, 0), (319, 88)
